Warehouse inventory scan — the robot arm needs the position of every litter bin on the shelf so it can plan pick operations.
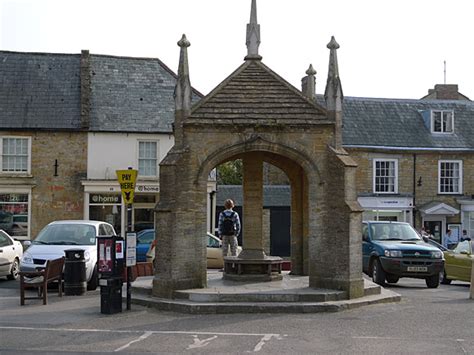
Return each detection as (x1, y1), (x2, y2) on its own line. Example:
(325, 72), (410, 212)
(99, 277), (122, 314)
(64, 249), (87, 295)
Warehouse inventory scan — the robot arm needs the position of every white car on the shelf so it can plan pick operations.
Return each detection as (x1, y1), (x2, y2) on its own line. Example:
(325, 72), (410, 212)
(20, 220), (116, 290)
(0, 229), (23, 280)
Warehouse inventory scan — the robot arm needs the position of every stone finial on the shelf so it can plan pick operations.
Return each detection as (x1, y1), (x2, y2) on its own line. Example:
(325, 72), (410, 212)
(324, 36), (344, 150)
(302, 64), (317, 100)
(245, 0), (262, 60)
(306, 64), (317, 76)
(174, 34), (192, 112)
(324, 36), (343, 110)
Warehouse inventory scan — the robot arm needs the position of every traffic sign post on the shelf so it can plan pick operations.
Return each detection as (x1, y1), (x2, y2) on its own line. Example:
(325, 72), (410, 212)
(116, 168), (138, 311)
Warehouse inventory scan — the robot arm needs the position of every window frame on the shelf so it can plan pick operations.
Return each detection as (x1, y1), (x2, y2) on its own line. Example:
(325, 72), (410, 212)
(431, 110), (454, 134)
(438, 160), (463, 194)
(372, 159), (398, 194)
(137, 140), (159, 178)
(0, 136), (31, 175)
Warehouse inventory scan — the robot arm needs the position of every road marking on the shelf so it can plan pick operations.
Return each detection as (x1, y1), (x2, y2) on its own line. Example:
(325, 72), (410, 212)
(114, 331), (153, 352)
(0, 326), (281, 352)
(253, 334), (283, 352)
(186, 335), (218, 349)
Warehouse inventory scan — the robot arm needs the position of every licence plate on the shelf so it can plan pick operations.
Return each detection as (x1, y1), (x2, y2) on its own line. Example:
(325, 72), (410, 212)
(407, 266), (427, 272)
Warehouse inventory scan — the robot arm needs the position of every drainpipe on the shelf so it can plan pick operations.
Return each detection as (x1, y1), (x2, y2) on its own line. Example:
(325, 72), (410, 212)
(413, 153), (417, 227)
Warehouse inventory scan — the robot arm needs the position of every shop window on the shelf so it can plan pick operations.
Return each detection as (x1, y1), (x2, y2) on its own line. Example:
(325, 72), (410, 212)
(1, 137), (30, 174)
(0, 193), (29, 238)
(138, 141), (158, 177)
(89, 204), (122, 235)
(373, 159), (398, 193)
(438, 160), (462, 194)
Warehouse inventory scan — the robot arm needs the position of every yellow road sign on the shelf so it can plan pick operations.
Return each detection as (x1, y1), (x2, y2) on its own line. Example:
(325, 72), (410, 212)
(116, 169), (138, 204)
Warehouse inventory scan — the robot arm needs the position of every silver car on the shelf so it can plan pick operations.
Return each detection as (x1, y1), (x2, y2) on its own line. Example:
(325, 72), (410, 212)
(20, 220), (116, 290)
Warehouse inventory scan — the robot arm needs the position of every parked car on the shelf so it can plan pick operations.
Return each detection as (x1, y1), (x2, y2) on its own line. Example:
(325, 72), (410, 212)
(0, 229), (23, 280)
(362, 221), (444, 288)
(136, 229), (155, 262)
(440, 240), (473, 284)
(146, 232), (242, 268)
(11, 214), (28, 237)
(20, 220), (116, 290)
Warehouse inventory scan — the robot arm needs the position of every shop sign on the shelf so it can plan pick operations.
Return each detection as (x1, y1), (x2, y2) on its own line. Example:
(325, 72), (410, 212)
(136, 185), (160, 193)
(89, 194), (121, 204)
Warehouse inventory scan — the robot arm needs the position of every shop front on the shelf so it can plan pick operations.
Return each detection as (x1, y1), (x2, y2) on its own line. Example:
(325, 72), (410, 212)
(358, 196), (414, 225)
(419, 201), (459, 245)
(0, 187), (31, 240)
(82, 181), (159, 236)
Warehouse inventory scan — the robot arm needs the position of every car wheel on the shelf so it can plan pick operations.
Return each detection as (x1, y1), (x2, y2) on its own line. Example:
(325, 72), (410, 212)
(385, 273), (399, 284)
(426, 273), (440, 288)
(87, 264), (98, 291)
(371, 259), (386, 286)
(440, 269), (452, 285)
(7, 258), (20, 280)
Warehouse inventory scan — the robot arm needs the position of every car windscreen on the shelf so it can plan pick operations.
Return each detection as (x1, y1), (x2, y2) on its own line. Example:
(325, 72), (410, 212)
(371, 223), (421, 241)
(34, 224), (96, 245)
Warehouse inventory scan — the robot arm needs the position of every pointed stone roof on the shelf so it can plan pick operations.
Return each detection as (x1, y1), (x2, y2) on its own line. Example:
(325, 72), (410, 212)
(188, 60), (328, 125)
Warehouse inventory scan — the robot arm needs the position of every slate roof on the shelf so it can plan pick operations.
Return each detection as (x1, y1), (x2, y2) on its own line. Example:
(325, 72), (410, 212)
(340, 97), (474, 150)
(216, 185), (290, 207)
(89, 54), (200, 133)
(0, 51), (81, 130)
(189, 60), (328, 124)
(0, 50), (202, 133)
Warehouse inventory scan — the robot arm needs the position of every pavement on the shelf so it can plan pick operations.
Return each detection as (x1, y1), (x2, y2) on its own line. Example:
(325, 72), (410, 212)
(130, 270), (401, 314)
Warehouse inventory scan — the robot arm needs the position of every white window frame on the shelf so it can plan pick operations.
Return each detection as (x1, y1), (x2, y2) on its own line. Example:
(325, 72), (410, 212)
(0, 136), (31, 175)
(137, 140), (159, 179)
(431, 110), (454, 134)
(438, 160), (462, 194)
(373, 159), (398, 194)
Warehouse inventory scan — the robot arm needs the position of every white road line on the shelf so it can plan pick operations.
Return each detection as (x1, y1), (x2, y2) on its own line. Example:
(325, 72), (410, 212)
(114, 331), (153, 352)
(186, 335), (218, 350)
(0, 326), (279, 338)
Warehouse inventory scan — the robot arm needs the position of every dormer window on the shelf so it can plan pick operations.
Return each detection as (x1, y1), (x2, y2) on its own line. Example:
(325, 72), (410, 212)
(431, 110), (453, 133)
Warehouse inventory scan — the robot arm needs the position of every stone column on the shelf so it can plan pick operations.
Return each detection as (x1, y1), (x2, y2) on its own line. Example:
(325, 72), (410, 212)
(240, 153), (266, 259)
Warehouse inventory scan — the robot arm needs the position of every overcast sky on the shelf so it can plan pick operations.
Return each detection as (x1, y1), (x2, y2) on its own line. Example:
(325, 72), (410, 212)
(2, 0), (473, 99)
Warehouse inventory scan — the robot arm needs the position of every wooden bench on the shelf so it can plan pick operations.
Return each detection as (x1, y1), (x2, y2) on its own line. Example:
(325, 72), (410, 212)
(19, 257), (65, 305)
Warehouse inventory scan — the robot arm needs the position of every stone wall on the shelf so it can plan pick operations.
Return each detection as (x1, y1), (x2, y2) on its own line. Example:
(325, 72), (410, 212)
(0, 131), (87, 238)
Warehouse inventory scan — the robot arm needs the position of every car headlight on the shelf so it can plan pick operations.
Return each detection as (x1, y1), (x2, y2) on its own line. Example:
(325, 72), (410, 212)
(21, 252), (33, 264)
(384, 250), (403, 258)
(84, 250), (91, 262)
(431, 250), (443, 259)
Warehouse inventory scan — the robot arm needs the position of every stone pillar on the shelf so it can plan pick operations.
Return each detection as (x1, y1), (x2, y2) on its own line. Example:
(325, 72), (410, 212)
(239, 153), (266, 259)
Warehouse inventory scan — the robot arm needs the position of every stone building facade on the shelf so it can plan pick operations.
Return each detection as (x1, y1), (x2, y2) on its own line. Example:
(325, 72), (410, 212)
(0, 49), (204, 239)
(343, 85), (474, 247)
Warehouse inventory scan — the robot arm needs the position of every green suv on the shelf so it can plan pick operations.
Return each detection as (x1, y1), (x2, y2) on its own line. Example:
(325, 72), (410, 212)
(362, 221), (444, 288)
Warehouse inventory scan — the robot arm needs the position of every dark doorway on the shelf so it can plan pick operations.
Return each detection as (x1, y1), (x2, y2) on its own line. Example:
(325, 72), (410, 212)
(424, 220), (442, 244)
(270, 207), (290, 257)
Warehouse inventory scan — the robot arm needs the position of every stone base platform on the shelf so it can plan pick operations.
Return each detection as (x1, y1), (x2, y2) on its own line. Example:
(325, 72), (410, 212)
(130, 271), (401, 314)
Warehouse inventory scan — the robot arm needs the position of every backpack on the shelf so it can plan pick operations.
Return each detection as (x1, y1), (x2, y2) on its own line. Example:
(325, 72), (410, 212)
(221, 211), (235, 235)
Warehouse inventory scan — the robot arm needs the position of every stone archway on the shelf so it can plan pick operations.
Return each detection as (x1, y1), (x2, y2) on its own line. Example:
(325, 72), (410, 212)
(152, 2), (364, 300)
(197, 137), (319, 276)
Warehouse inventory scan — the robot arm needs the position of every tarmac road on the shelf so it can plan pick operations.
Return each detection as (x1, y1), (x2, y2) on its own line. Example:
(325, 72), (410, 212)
(0, 276), (473, 354)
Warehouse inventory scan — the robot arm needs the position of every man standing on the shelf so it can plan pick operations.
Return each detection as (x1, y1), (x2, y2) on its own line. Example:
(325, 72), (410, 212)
(444, 229), (458, 249)
(218, 199), (241, 257)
